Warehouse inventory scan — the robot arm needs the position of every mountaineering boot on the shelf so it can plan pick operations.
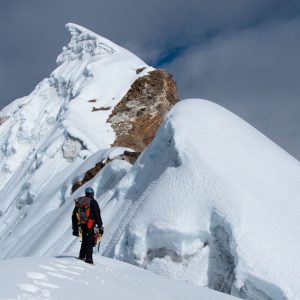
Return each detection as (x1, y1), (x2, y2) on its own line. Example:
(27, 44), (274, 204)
(85, 258), (94, 265)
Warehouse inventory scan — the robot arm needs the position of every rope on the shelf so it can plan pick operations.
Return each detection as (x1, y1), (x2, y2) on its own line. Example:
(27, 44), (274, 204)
(219, 267), (234, 293)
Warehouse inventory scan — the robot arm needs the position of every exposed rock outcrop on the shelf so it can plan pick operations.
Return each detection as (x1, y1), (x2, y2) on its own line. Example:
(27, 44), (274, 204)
(136, 67), (146, 74)
(92, 106), (111, 112)
(0, 116), (9, 126)
(108, 69), (177, 152)
(71, 150), (140, 193)
(72, 68), (177, 193)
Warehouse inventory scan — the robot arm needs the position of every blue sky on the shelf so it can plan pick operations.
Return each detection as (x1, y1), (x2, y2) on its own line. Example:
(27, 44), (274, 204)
(0, 0), (299, 159)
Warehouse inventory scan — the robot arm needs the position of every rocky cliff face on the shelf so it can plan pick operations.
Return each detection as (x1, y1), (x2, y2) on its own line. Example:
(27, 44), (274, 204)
(72, 69), (177, 192)
(108, 69), (178, 152)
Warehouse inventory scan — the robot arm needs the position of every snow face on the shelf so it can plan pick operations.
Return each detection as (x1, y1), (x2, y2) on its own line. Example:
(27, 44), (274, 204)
(0, 80), (63, 190)
(99, 99), (300, 300)
(0, 256), (236, 300)
(0, 147), (132, 259)
(0, 24), (151, 258)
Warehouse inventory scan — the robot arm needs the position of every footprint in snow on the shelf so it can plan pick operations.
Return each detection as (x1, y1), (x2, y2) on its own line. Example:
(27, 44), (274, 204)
(55, 259), (68, 264)
(46, 271), (74, 280)
(69, 265), (85, 271)
(17, 283), (50, 298)
(60, 268), (81, 275)
(24, 271), (59, 294)
(39, 264), (57, 271)
(51, 262), (68, 269)
(33, 280), (59, 289)
(50, 260), (82, 276)
(26, 272), (48, 280)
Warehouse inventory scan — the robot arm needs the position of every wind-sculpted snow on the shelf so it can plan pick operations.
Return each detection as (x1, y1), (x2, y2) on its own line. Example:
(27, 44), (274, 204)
(99, 99), (300, 299)
(57, 23), (115, 65)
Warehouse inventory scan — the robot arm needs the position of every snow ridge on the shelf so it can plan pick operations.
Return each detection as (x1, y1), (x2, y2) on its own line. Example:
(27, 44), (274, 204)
(57, 23), (115, 65)
(103, 99), (300, 300)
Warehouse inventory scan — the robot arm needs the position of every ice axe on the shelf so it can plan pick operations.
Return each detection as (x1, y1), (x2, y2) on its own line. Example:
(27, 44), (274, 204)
(94, 225), (102, 253)
(97, 234), (102, 253)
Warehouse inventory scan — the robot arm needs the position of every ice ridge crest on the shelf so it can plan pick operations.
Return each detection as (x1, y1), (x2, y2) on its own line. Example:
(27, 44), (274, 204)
(56, 23), (115, 65)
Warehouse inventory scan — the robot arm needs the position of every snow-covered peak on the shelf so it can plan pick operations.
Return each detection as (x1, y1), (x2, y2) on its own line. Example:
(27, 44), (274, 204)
(52, 23), (149, 101)
(56, 23), (115, 65)
(50, 25), (152, 150)
(0, 23), (152, 243)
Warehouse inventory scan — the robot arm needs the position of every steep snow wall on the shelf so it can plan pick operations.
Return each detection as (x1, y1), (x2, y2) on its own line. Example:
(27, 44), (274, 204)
(99, 99), (300, 300)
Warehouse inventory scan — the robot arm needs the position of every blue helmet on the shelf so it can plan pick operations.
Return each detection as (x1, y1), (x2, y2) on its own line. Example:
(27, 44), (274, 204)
(85, 187), (94, 196)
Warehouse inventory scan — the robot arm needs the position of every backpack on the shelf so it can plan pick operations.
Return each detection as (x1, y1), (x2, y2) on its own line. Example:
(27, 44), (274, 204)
(75, 196), (94, 229)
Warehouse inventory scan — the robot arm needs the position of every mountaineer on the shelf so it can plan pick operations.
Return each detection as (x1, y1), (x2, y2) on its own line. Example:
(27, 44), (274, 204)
(72, 187), (104, 264)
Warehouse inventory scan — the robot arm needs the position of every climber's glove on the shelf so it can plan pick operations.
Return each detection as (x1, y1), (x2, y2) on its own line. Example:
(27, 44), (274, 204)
(72, 230), (79, 237)
(99, 226), (104, 236)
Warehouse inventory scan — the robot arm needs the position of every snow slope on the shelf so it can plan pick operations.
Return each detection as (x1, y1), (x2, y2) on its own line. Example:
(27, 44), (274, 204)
(0, 255), (236, 300)
(0, 23), (151, 251)
(98, 99), (300, 299)
(2, 98), (297, 299)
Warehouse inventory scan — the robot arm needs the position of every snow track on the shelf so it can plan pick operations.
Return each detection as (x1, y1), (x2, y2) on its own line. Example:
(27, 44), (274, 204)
(102, 181), (155, 257)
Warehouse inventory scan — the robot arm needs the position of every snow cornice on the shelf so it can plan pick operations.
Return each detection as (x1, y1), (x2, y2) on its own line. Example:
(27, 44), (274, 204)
(56, 23), (117, 65)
